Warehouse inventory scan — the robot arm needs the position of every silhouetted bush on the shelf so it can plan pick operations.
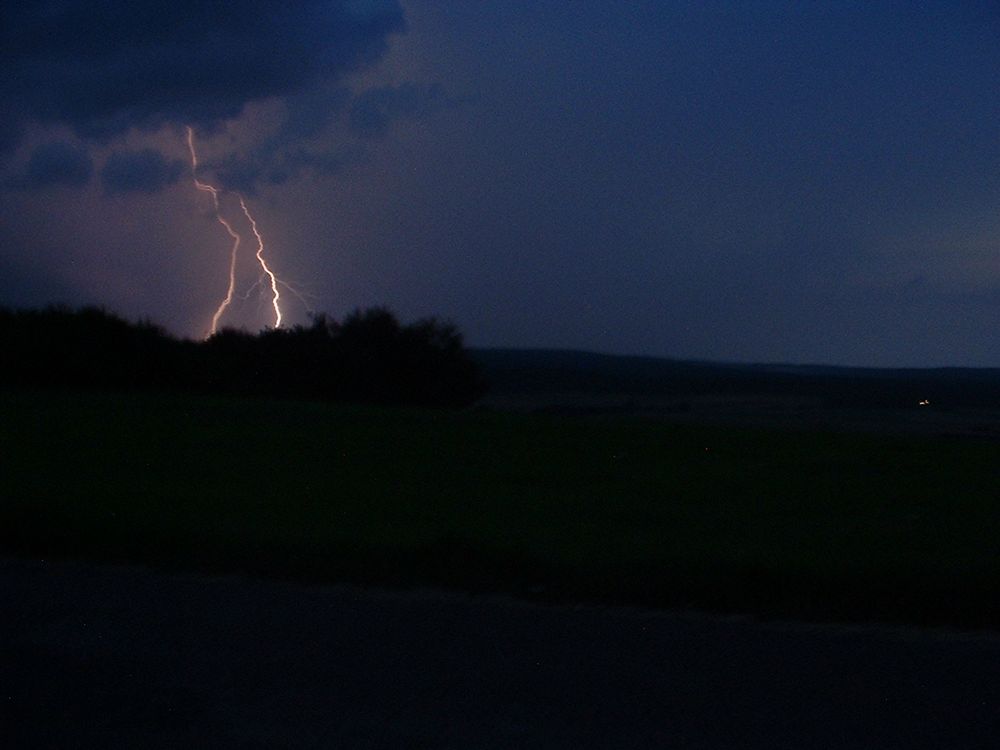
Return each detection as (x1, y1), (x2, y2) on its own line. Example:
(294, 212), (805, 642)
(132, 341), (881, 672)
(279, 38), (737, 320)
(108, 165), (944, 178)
(0, 306), (486, 408)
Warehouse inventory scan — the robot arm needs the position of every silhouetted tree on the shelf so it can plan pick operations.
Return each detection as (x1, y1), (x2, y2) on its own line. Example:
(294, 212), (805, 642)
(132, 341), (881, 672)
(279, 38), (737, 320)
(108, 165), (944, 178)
(0, 305), (485, 408)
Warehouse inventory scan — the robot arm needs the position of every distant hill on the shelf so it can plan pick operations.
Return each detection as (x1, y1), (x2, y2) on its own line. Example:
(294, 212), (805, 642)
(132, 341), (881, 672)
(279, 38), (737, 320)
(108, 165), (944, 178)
(471, 348), (1000, 410)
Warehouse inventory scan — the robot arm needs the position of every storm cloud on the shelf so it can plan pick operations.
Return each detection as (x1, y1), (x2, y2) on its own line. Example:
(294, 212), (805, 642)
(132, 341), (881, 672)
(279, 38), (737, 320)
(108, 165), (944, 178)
(101, 149), (185, 194)
(1, 1), (405, 148)
(11, 141), (93, 189)
(207, 81), (462, 191)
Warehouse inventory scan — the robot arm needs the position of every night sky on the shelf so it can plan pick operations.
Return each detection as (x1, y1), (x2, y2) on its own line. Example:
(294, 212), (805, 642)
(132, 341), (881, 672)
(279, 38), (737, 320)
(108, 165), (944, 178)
(2, 1), (998, 367)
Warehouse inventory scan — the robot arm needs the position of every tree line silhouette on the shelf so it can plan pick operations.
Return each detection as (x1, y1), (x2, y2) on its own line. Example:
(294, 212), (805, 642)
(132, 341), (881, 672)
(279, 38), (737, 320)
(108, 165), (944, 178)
(0, 306), (486, 407)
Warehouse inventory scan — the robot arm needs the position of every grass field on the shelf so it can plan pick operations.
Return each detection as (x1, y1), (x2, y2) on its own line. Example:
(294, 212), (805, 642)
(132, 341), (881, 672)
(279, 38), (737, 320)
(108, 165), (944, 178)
(2, 387), (998, 628)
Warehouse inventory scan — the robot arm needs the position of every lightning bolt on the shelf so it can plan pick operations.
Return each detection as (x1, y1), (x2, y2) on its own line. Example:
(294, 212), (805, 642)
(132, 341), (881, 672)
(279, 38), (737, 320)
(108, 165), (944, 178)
(186, 127), (287, 333)
(239, 195), (282, 329)
(186, 126), (240, 337)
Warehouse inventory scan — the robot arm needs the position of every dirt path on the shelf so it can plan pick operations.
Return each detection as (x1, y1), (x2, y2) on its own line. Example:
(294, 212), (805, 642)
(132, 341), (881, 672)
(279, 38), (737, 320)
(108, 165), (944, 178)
(3, 556), (999, 748)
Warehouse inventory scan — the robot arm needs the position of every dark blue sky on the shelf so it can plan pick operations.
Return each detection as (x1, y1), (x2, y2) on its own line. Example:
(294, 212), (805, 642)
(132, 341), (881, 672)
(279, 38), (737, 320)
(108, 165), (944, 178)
(2, 1), (998, 366)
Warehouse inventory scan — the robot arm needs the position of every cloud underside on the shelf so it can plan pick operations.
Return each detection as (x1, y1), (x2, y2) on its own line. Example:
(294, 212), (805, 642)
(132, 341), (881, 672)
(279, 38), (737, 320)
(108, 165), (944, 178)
(102, 149), (185, 194)
(206, 82), (455, 193)
(13, 141), (93, 189)
(1, 1), (405, 146)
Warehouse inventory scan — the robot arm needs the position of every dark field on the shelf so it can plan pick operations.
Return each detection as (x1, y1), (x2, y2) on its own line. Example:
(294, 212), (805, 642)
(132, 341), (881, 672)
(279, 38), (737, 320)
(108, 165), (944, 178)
(2, 388), (998, 629)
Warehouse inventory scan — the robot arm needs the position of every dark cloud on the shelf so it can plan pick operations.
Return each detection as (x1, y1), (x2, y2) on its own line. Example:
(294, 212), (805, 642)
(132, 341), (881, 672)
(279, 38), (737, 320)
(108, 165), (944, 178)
(207, 79), (461, 191)
(1, 1), (405, 147)
(210, 143), (366, 194)
(101, 149), (184, 194)
(280, 85), (353, 143)
(201, 77), (455, 192)
(11, 141), (93, 189)
(348, 83), (450, 138)
(210, 155), (269, 195)
(206, 84), (355, 192)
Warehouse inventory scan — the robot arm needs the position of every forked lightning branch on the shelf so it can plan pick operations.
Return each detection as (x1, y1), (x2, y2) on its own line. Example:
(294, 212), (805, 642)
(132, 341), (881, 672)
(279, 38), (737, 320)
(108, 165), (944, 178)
(186, 127), (284, 336)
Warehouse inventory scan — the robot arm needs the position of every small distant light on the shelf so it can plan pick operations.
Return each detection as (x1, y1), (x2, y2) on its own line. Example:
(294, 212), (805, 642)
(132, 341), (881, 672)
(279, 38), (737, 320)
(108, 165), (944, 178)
(918, 399), (930, 406)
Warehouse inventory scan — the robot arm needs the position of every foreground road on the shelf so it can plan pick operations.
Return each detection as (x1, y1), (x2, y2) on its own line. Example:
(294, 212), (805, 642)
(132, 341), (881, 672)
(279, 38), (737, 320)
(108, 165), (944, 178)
(3, 557), (998, 749)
